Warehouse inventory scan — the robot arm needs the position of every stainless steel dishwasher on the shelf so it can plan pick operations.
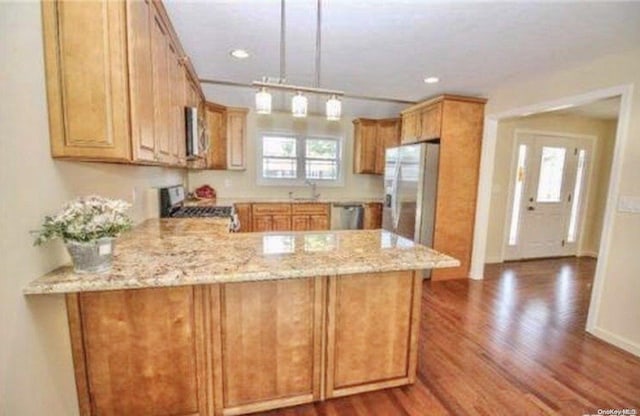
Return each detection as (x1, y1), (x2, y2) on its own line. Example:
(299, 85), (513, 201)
(332, 203), (364, 230)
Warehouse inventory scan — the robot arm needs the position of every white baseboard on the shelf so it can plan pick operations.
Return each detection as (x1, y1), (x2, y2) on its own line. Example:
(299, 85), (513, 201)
(484, 255), (504, 264)
(587, 326), (640, 357)
(578, 250), (599, 258)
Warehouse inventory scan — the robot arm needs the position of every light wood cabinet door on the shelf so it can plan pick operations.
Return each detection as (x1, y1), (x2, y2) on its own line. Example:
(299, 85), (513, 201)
(326, 271), (421, 398)
(292, 215), (310, 231)
(167, 43), (182, 166)
(151, 13), (171, 164)
(374, 118), (401, 174)
(363, 203), (383, 229)
(353, 119), (378, 174)
(234, 203), (252, 232)
(309, 215), (329, 231)
(272, 215), (292, 231)
(211, 278), (324, 414)
(66, 287), (209, 416)
(419, 102), (443, 141)
(227, 108), (248, 170)
(205, 102), (227, 169)
(252, 215), (273, 232)
(128, 0), (156, 163)
(400, 111), (420, 144)
(43, 0), (131, 161)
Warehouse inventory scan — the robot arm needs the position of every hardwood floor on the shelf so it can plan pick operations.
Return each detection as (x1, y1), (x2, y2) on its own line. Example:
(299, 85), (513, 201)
(256, 257), (640, 415)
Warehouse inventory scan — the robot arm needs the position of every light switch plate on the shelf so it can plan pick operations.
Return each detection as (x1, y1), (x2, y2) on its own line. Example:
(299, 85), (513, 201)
(618, 196), (640, 213)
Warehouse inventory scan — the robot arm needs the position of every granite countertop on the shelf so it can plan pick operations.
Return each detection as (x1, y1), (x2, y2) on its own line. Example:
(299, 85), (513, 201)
(24, 218), (459, 295)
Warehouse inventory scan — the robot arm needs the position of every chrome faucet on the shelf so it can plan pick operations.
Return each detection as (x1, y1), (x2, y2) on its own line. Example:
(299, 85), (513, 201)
(305, 180), (321, 201)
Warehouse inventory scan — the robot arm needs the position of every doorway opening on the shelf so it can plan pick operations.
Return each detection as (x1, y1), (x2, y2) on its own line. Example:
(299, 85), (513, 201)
(484, 96), (620, 264)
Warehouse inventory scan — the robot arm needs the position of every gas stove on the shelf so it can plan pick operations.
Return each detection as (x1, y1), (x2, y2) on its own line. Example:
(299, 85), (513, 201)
(170, 205), (233, 218)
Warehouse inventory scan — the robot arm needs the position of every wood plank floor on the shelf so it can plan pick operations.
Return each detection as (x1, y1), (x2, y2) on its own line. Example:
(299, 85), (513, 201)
(256, 257), (640, 415)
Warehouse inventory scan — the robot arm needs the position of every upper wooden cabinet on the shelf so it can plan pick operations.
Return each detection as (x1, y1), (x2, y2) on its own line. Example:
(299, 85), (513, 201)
(401, 101), (444, 144)
(353, 118), (401, 175)
(226, 108), (248, 171)
(42, 0), (203, 166)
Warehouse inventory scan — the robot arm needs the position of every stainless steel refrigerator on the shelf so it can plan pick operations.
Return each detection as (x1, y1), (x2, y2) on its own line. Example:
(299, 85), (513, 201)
(382, 143), (440, 275)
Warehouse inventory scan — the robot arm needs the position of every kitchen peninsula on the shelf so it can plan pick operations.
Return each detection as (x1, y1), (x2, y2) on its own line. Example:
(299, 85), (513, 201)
(25, 218), (458, 416)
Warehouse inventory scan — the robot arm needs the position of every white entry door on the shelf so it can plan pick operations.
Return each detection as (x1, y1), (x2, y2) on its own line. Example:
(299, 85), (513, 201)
(505, 133), (591, 260)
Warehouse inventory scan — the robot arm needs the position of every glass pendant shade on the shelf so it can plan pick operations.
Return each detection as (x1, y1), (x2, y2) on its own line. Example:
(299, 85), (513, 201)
(291, 92), (308, 118)
(255, 88), (272, 114)
(326, 95), (341, 120)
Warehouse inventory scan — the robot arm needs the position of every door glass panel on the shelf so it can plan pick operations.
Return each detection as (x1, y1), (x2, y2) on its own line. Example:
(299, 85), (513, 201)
(508, 144), (527, 246)
(567, 150), (586, 243)
(536, 146), (566, 202)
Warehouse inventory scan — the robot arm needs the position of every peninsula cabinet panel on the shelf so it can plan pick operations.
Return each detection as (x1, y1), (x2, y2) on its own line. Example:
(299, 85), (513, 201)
(43, 0), (131, 161)
(326, 271), (421, 398)
(66, 287), (209, 416)
(212, 278), (324, 414)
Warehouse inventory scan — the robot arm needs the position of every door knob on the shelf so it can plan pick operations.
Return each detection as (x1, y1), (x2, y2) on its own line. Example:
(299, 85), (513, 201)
(527, 206), (535, 211)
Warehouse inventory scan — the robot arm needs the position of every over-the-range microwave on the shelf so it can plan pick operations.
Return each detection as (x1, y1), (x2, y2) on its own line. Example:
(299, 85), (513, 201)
(185, 106), (200, 158)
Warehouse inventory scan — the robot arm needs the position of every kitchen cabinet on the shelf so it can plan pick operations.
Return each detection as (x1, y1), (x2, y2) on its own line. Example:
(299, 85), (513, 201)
(203, 105), (248, 171)
(66, 287), (209, 416)
(252, 204), (292, 232)
(65, 271), (424, 415)
(352, 119), (378, 174)
(353, 118), (401, 175)
(211, 278), (324, 413)
(401, 95), (486, 280)
(400, 110), (421, 144)
(234, 203), (252, 232)
(205, 102), (227, 169)
(325, 271), (421, 398)
(250, 203), (330, 232)
(292, 203), (331, 231)
(226, 108), (249, 170)
(42, 0), (201, 166)
(400, 101), (443, 144)
(363, 202), (383, 229)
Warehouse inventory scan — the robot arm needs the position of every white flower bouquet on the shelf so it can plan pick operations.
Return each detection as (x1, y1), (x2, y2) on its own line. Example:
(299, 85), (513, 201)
(34, 195), (132, 245)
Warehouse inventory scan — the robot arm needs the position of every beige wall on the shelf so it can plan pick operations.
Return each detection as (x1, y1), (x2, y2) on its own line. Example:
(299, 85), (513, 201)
(188, 111), (384, 200)
(483, 47), (640, 355)
(0, 3), (185, 414)
(485, 112), (617, 262)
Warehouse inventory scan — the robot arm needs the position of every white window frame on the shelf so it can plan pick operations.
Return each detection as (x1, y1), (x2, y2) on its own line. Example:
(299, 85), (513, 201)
(256, 132), (345, 187)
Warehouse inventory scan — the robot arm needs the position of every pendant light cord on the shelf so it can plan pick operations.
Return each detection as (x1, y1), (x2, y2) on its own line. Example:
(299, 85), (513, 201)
(280, 0), (286, 82)
(315, 0), (322, 88)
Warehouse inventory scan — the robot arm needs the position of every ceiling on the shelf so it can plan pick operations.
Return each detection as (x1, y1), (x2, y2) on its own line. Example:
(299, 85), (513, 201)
(556, 97), (620, 120)
(164, 0), (640, 116)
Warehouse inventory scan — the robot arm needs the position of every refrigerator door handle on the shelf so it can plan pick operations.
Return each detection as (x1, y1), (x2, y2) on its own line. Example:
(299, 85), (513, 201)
(391, 151), (402, 230)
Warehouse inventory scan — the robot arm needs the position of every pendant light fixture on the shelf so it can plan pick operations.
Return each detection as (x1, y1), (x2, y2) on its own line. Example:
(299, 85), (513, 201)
(255, 87), (272, 114)
(326, 94), (341, 120)
(291, 92), (308, 117)
(252, 0), (344, 118)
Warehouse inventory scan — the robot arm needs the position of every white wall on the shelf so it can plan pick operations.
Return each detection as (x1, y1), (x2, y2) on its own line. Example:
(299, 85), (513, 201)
(482, 47), (640, 356)
(0, 3), (185, 414)
(188, 110), (384, 200)
(485, 112), (617, 262)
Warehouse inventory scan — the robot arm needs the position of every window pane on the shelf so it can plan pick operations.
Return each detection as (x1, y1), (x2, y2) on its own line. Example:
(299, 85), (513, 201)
(508, 144), (527, 246)
(263, 157), (297, 178)
(306, 160), (338, 180)
(306, 139), (338, 159)
(536, 146), (566, 202)
(567, 150), (586, 243)
(263, 136), (296, 157)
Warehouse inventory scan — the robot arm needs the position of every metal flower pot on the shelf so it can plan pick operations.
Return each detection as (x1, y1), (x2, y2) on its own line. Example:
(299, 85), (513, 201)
(65, 237), (114, 274)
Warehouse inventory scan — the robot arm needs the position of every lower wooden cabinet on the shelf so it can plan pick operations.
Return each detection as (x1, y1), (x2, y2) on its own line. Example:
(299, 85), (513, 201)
(66, 271), (422, 415)
(251, 203), (330, 232)
(211, 278), (324, 414)
(66, 287), (210, 416)
(363, 202), (383, 229)
(326, 271), (421, 397)
(233, 203), (252, 232)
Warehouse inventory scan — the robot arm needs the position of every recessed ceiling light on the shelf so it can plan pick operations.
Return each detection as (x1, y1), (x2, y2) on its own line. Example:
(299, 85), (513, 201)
(424, 77), (439, 84)
(230, 49), (250, 59)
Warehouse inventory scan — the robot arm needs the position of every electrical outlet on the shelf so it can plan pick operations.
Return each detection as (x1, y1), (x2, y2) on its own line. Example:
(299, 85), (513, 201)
(618, 196), (640, 213)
